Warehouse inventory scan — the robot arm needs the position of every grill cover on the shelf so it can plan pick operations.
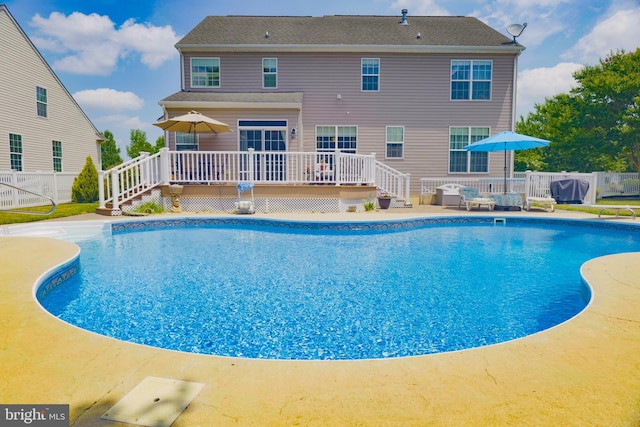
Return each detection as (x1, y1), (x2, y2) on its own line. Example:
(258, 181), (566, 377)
(550, 179), (590, 204)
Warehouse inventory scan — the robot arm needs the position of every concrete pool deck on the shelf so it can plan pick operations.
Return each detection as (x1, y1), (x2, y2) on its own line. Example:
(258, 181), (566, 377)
(1, 206), (640, 426)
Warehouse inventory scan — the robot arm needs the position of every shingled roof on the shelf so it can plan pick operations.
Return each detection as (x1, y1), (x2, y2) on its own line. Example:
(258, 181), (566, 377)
(176, 14), (520, 51)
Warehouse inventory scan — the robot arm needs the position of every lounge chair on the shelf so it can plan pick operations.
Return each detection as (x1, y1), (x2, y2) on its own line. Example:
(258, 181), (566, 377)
(458, 187), (495, 211)
(525, 196), (557, 212)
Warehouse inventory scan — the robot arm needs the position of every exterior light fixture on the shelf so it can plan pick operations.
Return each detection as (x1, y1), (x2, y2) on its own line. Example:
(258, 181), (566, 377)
(290, 128), (297, 139)
(506, 23), (527, 44)
(336, 93), (342, 100)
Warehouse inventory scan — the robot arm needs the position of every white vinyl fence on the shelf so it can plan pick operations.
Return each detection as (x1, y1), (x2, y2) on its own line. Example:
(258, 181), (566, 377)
(0, 171), (76, 211)
(421, 171), (599, 205)
(595, 172), (640, 198)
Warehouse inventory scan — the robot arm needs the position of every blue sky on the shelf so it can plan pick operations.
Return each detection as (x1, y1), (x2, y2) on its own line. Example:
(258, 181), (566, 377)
(4, 0), (640, 156)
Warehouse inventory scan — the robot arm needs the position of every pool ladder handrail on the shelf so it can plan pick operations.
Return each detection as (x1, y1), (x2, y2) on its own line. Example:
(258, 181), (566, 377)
(0, 182), (57, 215)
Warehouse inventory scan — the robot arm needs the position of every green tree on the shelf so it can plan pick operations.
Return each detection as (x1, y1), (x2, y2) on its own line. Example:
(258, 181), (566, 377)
(71, 156), (99, 203)
(573, 48), (640, 174)
(515, 48), (640, 173)
(126, 129), (155, 159)
(154, 135), (165, 152)
(100, 130), (123, 170)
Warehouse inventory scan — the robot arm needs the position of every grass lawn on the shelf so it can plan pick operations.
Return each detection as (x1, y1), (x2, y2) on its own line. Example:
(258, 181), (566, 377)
(0, 202), (98, 225)
(558, 199), (640, 218)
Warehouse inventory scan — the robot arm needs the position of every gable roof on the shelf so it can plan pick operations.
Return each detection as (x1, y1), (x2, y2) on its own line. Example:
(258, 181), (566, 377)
(176, 14), (523, 53)
(0, 4), (104, 141)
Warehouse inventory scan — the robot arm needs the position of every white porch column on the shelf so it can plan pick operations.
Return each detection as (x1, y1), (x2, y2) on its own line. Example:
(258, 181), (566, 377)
(110, 168), (120, 211)
(160, 148), (170, 184)
(98, 171), (105, 208)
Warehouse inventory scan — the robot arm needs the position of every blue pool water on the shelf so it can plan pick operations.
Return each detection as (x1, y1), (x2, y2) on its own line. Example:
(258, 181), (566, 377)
(39, 217), (640, 360)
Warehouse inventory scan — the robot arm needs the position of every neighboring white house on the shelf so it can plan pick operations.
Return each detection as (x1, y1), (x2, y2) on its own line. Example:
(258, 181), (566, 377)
(0, 4), (103, 174)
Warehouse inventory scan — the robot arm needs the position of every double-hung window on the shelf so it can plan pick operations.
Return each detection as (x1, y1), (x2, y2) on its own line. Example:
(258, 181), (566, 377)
(262, 58), (277, 88)
(316, 126), (357, 154)
(191, 58), (220, 88)
(449, 127), (489, 173)
(36, 86), (47, 117)
(361, 58), (380, 91)
(175, 132), (198, 151)
(386, 126), (404, 159)
(52, 140), (62, 172)
(9, 134), (22, 171)
(451, 60), (492, 100)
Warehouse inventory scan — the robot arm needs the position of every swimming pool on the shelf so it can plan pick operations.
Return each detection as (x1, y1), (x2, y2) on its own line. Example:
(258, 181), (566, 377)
(37, 216), (640, 360)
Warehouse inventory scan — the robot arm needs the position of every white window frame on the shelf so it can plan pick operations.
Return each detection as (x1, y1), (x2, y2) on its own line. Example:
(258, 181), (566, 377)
(175, 132), (198, 151)
(361, 58), (380, 92)
(9, 133), (23, 171)
(262, 58), (277, 89)
(385, 126), (404, 159)
(52, 140), (62, 172)
(36, 86), (47, 118)
(191, 57), (220, 88)
(450, 60), (492, 101)
(448, 126), (490, 173)
(315, 125), (358, 154)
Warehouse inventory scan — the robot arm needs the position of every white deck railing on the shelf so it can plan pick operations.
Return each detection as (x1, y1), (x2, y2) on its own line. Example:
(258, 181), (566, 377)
(99, 151), (164, 211)
(98, 149), (399, 211)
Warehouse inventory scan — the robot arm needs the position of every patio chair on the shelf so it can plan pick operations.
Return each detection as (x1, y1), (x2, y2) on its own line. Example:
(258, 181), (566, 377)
(458, 187), (495, 211)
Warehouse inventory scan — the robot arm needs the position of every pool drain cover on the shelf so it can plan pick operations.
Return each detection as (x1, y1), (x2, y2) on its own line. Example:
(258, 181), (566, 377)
(101, 376), (204, 427)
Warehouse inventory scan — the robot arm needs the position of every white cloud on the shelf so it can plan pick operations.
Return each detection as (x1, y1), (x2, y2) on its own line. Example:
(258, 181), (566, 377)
(516, 62), (583, 117)
(73, 88), (144, 111)
(389, 0), (451, 16)
(474, 0), (573, 48)
(564, 6), (640, 64)
(116, 20), (179, 68)
(29, 11), (180, 75)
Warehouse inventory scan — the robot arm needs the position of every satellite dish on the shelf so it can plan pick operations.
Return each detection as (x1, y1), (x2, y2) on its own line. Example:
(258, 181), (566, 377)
(506, 23), (527, 44)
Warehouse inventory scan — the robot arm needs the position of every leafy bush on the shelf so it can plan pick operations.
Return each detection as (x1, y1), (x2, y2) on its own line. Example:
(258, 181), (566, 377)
(132, 201), (164, 214)
(72, 156), (99, 203)
(363, 199), (376, 211)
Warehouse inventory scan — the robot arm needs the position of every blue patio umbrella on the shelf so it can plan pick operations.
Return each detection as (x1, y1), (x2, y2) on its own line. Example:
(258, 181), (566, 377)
(466, 131), (550, 193)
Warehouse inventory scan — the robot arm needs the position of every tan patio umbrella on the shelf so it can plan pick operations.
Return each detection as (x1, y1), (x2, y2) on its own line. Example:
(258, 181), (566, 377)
(153, 110), (233, 134)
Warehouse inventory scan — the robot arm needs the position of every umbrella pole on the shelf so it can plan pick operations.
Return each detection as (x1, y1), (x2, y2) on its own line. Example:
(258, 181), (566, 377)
(503, 144), (507, 194)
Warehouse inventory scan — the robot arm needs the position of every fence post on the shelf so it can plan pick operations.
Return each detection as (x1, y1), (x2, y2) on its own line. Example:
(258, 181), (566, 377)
(404, 173), (411, 204)
(593, 172), (602, 200)
(52, 172), (59, 204)
(98, 171), (105, 208)
(371, 152), (377, 186)
(524, 170), (531, 199)
(110, 168), (120, 211)
(334, 150), (341, 186)
(11, 170), (18, 207)
(248, 148), (255, 182)
(160, 148), (170, 184)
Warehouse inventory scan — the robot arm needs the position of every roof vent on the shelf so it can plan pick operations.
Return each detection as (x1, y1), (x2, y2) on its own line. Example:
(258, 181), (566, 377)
(265, 31), (269, 39)
(400, 9), (409, 25)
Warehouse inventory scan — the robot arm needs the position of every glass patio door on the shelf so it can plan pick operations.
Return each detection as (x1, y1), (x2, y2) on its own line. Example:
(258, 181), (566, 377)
(239, 121), (287, 181)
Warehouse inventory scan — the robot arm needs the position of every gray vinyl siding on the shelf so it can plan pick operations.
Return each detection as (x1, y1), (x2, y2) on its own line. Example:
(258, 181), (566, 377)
(0, 6), (101, 173)
(175, 50), (515, 193)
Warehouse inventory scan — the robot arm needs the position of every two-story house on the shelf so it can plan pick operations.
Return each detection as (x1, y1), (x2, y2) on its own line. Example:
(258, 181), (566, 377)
(157, 10), (523, 201)
(0, 4), (103, 174)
